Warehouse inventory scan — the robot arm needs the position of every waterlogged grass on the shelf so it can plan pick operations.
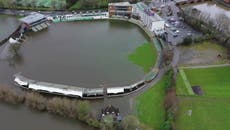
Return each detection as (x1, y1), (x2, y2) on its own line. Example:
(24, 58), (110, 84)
(129, 43), (157, 73)
(135, 74), (171, 129)
(176, 97), (230, 130)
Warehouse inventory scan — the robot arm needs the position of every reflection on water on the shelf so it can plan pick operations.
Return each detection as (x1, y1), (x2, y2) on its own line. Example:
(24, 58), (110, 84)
(0, 42), (23, 67)
(191, 2), (230, 18)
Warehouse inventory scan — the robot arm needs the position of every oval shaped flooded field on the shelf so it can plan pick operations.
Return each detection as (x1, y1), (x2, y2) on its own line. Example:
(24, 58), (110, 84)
(1, 19), (156, 88)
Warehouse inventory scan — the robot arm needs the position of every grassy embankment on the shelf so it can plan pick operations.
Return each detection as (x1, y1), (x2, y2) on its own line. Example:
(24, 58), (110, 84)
(175, 66), (230, 130)
(135, 72), (173, 129)
(128, 42), (157, 73)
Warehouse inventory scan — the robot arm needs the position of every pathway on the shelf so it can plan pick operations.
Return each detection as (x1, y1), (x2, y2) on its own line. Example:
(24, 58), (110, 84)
(181, 64), (230, 69)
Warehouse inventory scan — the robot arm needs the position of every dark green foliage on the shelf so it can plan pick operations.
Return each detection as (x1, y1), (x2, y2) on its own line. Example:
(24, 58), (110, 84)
(181, 36), (193, 46)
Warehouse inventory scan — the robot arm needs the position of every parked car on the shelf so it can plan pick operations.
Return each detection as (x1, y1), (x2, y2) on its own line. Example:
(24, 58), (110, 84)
(171, 27), (177, 32)
(165, 23), (170, 28)
(173, 33), (178, 37)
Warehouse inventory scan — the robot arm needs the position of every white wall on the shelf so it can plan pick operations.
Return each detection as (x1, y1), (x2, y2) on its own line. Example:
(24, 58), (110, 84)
(151, 20), (165, 32)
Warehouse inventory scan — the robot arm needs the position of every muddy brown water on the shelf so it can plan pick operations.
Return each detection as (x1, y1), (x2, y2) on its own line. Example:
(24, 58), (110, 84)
(0, 15), (154, 130)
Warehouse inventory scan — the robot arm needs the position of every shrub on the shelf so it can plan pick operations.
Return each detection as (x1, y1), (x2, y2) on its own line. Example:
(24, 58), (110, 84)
(181, 36), (193, 46)
(25, 92), (47, 111)
(77, 100), (91, 121)
(47, 97), (65, 116)
(0, 85), (24, 104)
(122, 115), (140, 130)
(86, 118), (100, 128)
(61, 98), (78, 118)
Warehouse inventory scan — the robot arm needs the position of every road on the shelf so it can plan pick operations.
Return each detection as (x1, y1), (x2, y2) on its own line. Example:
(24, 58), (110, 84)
(181, 64), (230, 69)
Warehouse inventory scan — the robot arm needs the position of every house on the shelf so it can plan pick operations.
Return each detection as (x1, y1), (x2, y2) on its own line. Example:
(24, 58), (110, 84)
(224, 0), (230, 3)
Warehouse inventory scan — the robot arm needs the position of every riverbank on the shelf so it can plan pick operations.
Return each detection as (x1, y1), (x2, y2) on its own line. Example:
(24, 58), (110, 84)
(0, 85), (100, 129)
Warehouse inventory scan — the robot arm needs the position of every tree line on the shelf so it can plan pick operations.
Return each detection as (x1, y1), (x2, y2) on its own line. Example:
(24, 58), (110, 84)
(0, 85), (150, 130)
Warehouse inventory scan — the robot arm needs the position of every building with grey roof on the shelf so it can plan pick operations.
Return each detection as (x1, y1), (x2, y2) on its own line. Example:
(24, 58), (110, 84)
(19, 12), (50, 32)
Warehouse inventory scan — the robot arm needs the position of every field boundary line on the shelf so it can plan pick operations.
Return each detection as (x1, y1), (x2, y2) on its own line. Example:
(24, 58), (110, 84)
(181, 64), (230, 69)
(179, 69), (195, 95)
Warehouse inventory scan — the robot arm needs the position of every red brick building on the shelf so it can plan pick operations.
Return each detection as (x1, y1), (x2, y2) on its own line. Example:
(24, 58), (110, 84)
(108, 2), (133, 18)
(224, 0), (230, 3)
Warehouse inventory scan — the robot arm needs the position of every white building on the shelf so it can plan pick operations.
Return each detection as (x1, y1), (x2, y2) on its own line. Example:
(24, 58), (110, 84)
(133, 2), (165, 35)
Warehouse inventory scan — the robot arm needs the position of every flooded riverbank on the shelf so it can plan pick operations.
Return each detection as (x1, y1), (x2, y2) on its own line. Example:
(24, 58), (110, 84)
(0, 103), (94, 130)
(1, 19), (155, 88)
(0, 15), (157, 129)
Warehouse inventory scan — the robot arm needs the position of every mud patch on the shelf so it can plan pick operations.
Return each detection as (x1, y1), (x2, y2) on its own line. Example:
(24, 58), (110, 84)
(192, 86), (203, 96)
(179, 42), (230, 66)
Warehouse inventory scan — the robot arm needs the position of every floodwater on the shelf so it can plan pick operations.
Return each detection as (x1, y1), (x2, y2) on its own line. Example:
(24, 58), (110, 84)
(1, 19), (152, 88)
(0, 15), (20, 40)
(190, 2), (230, 18)
(0, 103), (94, 130)
(0, 15), (155, 130)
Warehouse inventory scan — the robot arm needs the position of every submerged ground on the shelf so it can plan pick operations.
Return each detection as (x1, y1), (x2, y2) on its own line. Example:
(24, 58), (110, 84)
(0, 19), (157, 88)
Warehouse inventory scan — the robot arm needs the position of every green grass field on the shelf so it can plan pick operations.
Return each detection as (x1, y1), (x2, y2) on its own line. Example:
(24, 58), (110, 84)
(176, 71), (189, 95)
(129, 43), (157, 73)
(176, 66), (230, 97)
(176, 66), (230, 130)
(176, 97), (230, 130)
(135, 73), (170, 129)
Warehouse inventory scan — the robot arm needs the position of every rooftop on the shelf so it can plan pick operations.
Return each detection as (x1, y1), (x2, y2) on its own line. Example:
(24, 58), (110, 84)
(19, 12), (46, 24)
(108, 2), (131, 6)
(174, 0), (188, 3)
(135, 2), (164, 21)
(136, 2), (148, 11)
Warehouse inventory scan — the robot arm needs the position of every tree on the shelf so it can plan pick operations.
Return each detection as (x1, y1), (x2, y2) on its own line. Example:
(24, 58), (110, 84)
(25, 92), (47, 111)
(181, 36), (192, 46)
(101, 115), (115, 130)
(77, 101), (91, 121)
(122, 115), (140, 130)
